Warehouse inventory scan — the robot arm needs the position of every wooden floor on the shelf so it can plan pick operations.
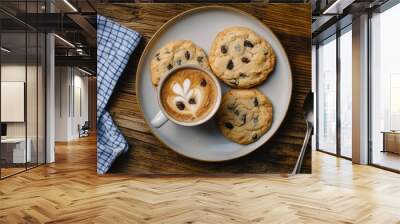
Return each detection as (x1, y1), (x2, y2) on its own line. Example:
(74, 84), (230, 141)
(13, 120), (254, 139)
(0, 135), (400, 224)
(1, 167), (26, 178)
(372, 150), (400, 171)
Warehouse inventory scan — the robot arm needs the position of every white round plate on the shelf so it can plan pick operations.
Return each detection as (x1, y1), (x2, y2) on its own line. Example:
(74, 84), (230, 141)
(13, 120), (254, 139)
(136, 6), (292, 162)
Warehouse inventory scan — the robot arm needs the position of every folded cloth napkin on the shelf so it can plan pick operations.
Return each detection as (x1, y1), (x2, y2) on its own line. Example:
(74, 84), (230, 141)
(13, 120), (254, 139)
(97, 15), (141, 174)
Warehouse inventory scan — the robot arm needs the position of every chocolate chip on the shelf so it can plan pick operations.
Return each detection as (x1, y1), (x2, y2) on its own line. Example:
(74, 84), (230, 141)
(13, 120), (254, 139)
(221, 45), (228, 54)
(176, 59), (182, 65)
(155, 53), (160, 61)
(264, 52), (269, 56)
(224, 122), (234, 129)
(176, 101), (185, 110)
(167, 64), (173, 70)
(185, 51), (190, 60)
(241, 114), (247, 124)
(254, 98), (259, 107)
(197, 56), (204, 63)
(241, 57), (250, 63)
(252, 134), (258, 140)
(244, 40), (254, 48)
(200, 79), (207, 87)
(189, 98), (196, 104)
(227, 60), (234, 70)
(239, 73), (247, 78)
(234, 110), (240, 116)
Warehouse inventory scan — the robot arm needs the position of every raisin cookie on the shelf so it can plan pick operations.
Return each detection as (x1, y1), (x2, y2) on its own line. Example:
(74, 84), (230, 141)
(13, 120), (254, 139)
(209, 27), (276, 88)
(151, 40), (210, 86)
(217, 89), (273, 145)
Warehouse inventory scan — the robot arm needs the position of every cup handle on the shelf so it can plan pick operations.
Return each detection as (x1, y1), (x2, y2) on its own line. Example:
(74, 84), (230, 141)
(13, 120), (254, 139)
(150, 111), (169, 128)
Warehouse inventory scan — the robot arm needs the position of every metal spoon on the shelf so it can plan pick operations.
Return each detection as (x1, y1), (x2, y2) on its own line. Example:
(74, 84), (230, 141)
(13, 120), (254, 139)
(291, 91), (314, 175)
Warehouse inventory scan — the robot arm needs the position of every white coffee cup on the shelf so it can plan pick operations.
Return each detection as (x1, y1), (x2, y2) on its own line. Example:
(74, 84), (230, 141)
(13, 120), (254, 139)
(150, 65), (222, 128)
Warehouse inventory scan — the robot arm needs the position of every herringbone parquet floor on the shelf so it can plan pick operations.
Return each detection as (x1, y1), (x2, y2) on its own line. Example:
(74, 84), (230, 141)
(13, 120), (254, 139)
(0, 135), (399, 224)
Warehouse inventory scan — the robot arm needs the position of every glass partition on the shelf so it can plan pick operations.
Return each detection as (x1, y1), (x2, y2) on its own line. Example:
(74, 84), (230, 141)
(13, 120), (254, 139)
(0, 31), (28, 177)
(0, 1), (46, 179)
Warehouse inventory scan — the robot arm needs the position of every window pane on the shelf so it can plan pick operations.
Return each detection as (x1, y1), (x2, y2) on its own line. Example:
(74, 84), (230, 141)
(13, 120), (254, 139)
(371, 3), (400, 171)
(318, 36), (337, 154)
(340, 28), (352, 158)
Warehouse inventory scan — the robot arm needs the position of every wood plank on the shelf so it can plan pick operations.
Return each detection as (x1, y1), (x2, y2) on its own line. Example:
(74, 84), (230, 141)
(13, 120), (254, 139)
(1, 136), (400, 223)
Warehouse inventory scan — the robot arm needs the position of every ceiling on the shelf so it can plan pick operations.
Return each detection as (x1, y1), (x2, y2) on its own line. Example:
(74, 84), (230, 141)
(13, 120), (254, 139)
(311, 0), (391, 43)
(0, 0), (96, 73)
(1, 32), (45, 63)
(0, 0), (96, 14)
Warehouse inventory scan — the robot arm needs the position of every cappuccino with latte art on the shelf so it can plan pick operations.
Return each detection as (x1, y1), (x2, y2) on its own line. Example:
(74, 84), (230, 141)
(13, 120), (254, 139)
(160, 68), (219, 123)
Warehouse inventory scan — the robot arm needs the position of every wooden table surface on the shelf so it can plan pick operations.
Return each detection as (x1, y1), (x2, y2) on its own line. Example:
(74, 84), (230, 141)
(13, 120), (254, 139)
(97, 3), (312, 174)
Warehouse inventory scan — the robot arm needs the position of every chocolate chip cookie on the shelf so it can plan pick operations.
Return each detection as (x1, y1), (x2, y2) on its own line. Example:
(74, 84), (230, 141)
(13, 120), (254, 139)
(151, 40), (210, 86)
(217, 89), (273, 144)
(209, 27), (276, 88)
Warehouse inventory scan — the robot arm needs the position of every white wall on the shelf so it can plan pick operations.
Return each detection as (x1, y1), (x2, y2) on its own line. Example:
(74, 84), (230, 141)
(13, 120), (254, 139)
(1, 65), (41, 138)
(72, 73), (89, 138)
(1, 65), (26, 139)
(55, 66), (69, 141)
(1, 63), (46, 164)
(1, 82), (25, 122)
(54, 66), (89, 141)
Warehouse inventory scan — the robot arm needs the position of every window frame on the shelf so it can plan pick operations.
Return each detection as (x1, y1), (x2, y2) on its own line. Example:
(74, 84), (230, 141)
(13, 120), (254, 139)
(315, 24), (353, 161)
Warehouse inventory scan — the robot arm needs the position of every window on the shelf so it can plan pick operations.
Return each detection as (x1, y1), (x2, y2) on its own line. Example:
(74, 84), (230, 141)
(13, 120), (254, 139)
(390, 75), (400, 130)
(316, 25), (353, 158)
(339, 27), (352, 158)
(317, 35), (337, 154)
(370, 2), (400, 171)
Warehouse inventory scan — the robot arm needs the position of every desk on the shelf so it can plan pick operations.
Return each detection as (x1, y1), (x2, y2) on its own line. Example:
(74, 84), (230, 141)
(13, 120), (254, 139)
(1, 138), (31, 163)
(382, 131), (400, 154)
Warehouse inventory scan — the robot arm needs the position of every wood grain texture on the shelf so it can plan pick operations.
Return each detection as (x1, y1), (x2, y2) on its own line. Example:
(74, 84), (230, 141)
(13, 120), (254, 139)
(1, 136), (400, 223)
(97, 3), (312, 174)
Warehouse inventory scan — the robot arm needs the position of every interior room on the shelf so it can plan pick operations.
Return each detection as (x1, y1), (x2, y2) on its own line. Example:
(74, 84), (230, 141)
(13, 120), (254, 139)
(54, 55), (96, 143)
(313, 0), (400, 172)
(0, 0), (96, 179)
(0, 0), (400, 223)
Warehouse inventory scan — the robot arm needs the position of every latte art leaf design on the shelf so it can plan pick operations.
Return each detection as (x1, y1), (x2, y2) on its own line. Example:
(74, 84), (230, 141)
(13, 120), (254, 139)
(171, 79), (203, 116)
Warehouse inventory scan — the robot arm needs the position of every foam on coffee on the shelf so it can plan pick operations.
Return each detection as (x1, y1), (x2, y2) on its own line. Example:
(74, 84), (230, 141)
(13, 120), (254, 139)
(161, 68), (218, 123)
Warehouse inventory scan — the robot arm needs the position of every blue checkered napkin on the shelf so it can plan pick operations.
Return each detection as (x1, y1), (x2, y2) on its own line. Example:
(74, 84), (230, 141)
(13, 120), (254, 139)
(97, 15), (141, 174)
